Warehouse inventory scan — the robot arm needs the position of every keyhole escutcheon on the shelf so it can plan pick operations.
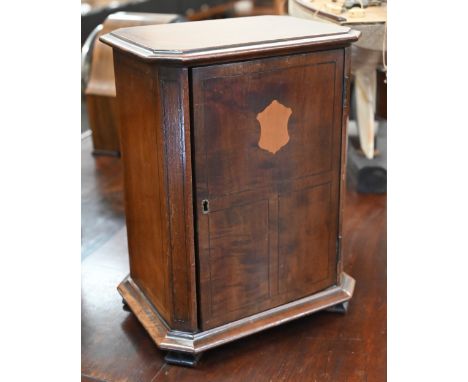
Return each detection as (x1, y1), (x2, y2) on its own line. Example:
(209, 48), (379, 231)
(202, 199), (210, 214)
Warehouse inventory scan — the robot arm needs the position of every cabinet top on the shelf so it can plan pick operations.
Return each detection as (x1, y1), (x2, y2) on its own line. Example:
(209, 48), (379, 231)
(100, 15), (360, 64)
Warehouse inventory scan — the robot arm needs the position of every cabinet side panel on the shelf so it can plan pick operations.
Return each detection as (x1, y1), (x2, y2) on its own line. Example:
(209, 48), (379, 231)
(113, 51), (172, 324)
(159, 67), (198, 331)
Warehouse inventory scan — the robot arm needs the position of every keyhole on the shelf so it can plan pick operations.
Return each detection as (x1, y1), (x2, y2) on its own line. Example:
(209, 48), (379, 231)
(202, 199), (209, 214)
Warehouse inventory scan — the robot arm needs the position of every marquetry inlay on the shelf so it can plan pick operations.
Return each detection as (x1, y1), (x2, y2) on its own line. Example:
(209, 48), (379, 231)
(256, 100), (293, 154)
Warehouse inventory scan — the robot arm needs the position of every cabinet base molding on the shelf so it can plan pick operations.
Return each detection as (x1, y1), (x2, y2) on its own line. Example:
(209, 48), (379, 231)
(118, 273), (355, 355)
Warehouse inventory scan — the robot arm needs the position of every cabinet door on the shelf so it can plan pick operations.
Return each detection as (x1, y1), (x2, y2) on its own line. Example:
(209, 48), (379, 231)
(192, 50), (344, 329)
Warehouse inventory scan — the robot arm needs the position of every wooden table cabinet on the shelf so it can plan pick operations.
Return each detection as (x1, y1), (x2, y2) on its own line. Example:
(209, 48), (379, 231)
(101, 16), (360, 366)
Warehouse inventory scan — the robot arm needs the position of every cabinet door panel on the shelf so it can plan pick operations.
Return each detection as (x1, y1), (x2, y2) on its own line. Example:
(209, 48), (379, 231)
(278, 182), (334, 297)
(193, 50), (344, 329)
(208, 200), (270, 318)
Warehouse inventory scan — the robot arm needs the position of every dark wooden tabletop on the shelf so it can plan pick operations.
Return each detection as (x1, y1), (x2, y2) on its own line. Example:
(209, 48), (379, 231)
(100, 16), (360, 63)
(108, 16), (350, 52)
(81, 133), (387, 381)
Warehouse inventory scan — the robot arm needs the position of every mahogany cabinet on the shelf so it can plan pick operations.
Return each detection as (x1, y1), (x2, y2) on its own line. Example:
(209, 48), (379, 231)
(101, 16), (360, 366)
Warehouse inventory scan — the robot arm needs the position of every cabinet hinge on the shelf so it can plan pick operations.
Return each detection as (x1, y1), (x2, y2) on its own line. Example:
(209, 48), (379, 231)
(343, 75), (350, 109)
(336, 236), (343, 269)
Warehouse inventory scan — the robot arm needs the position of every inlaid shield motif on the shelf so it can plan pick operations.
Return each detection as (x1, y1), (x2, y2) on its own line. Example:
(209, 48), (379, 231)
(256, 100), (292, 154)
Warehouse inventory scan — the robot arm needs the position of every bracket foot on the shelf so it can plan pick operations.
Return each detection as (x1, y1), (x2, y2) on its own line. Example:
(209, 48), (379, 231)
(122, 298), (131, 312)
(164, 351), (202, 367)
(325, 301), (349, 314)
(92, 149), (121, 157)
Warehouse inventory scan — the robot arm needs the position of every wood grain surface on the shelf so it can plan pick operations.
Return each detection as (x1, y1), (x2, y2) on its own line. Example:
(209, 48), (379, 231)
(111, 35), (353, 340)
(113, 51), (198, 331)
(85, 95), (120, 154)
(100, 16), (360, 64)
(108, 16), (351, 53)
(192, 49), (345, 329)
(81, 134), (386, 381)
(81, 135), (124, 260)
(109, 22), (360, 360)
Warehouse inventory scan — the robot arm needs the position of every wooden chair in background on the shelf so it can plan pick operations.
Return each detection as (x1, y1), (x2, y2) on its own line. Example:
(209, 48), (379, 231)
(83, 12), (183, 156)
